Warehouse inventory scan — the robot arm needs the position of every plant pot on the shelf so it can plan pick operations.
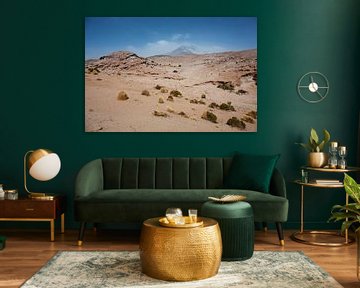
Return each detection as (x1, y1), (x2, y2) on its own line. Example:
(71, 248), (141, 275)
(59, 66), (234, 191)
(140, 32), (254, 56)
(307, 152), (328, 168)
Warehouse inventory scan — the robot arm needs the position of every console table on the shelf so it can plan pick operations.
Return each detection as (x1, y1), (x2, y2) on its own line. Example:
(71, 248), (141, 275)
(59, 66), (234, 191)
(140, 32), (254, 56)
(0, 195), (65, 241)
(291, 166), (359, 246)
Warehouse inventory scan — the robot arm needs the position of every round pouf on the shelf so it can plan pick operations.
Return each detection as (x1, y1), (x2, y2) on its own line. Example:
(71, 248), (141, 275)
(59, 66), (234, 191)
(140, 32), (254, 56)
(201, 201), (254, 261)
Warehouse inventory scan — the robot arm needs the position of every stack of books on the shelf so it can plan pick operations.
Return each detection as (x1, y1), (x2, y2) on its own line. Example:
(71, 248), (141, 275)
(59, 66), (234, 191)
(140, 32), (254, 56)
(314, 179), (341, 185)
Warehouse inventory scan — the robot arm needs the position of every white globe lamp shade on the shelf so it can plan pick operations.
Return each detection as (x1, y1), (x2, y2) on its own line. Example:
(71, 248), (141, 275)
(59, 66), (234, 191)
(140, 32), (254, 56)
(28, 150), (61, 181)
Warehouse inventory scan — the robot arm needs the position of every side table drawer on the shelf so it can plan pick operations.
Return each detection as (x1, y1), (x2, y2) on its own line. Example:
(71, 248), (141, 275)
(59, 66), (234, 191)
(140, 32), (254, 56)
(1, 201), (55, 218)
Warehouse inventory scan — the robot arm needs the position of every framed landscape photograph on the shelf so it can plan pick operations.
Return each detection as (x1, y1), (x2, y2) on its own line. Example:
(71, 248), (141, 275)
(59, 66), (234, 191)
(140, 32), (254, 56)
(85, 17), (257, 132)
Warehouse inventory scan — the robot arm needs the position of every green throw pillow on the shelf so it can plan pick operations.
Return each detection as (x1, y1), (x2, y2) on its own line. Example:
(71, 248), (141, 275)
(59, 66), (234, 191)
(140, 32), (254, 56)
(224, 153), (280, 193)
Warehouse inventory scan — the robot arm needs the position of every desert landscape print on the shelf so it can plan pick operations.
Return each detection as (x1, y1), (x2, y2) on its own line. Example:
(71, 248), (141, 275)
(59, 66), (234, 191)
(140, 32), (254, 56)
(85, 17), (257, 132)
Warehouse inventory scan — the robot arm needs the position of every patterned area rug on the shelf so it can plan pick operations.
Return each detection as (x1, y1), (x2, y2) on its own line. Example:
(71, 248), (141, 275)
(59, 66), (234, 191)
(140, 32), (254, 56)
(21, 251), (342, 288)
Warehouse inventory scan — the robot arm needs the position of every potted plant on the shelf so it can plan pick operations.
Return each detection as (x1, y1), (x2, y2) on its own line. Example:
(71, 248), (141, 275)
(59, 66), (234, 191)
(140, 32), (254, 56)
(296, 128), (330, 167)
(329, 173), (360, 233)
(329, 173), (360, 279)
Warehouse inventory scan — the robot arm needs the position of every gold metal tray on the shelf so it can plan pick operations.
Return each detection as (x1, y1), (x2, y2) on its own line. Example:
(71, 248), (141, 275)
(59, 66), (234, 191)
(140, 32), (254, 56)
(159, 216), (203, 228)
(208, 194), (246, 203)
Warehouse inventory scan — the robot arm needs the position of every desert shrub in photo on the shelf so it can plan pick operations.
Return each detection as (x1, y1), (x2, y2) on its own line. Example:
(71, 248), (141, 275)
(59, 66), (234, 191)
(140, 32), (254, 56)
(201, 111), (217, 123)
(208, 101), (234, 111)
(190, 99), (205, 105)
(219, 102), (235, 111)
(217, 81), (234, 91)
(246, 110), (257, 119)
(158, 97), (164, 103)
(87, 67), (100, 74)
(117, 91), (129, 101)
(241, 116), (255, 124)
(236, 89), (248, 95)
(209, 102), (220, 109)
(155, 85), (162, 90)
(153, 111), (168, 117)
(167, 95), (174, 101)
(141, 90), (150, 96)
(226, 117), (245, 129)
(170, 90), (182, 98)
(201, 94), (206, 99)
(178, 111), (189, 118)
(161, 88), (168, 93)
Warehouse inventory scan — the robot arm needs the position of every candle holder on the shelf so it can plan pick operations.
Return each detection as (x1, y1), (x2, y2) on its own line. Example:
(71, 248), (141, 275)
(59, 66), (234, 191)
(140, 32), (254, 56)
(328, 142), (338, 169)
(337, 146), (347, 169)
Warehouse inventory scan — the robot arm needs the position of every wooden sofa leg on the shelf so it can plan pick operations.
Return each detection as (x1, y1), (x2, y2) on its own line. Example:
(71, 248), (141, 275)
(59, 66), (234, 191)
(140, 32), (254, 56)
(262, 222), (268, 232)
(276, 222), (285, 246)
(77, 222), (86, 246)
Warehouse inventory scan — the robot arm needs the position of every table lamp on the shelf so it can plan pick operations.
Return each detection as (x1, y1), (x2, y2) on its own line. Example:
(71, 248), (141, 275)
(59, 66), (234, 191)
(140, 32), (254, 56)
(24, 148), (61, 199)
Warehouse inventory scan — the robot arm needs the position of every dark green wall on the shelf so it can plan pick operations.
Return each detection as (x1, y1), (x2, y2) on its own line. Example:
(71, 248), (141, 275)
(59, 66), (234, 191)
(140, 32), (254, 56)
(1, 0), (359, 230)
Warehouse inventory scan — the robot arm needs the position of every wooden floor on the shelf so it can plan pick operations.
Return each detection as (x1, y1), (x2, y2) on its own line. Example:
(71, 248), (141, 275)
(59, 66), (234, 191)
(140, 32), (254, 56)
(0, 228), (358, 288)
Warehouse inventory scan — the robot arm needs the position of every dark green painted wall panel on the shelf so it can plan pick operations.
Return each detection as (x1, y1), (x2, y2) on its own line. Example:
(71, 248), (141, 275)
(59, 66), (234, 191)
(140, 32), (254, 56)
(0, 0), (359, 230)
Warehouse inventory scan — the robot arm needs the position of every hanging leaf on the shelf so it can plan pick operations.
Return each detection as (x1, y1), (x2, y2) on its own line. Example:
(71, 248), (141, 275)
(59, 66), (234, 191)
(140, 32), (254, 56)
(310, 128), (319, 144)
(323, 129), (330, 144)
(329, 174), (360, 233)
(344, 173), (360, 204)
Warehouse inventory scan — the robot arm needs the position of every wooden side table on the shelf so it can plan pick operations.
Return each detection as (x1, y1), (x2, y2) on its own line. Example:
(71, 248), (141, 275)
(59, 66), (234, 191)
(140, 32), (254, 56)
(0, 195), (65, 241)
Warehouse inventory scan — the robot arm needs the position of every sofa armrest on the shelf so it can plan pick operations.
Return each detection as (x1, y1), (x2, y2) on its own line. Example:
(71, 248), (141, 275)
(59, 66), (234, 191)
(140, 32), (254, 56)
(75, 159), (104, 199)
(269, 168), (287, 198)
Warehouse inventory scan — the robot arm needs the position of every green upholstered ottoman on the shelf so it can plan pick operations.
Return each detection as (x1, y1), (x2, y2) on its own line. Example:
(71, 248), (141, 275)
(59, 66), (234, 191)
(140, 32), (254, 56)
(201, 201), (254, 261)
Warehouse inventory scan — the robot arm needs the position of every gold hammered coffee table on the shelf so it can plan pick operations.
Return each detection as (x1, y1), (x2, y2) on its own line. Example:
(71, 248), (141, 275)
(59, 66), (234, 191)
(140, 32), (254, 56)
(139, 217), (222, 281)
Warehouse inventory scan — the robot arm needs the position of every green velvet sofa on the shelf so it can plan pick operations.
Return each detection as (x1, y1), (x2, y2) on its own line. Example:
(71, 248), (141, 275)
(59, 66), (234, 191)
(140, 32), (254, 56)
(74, 157), (288, 245)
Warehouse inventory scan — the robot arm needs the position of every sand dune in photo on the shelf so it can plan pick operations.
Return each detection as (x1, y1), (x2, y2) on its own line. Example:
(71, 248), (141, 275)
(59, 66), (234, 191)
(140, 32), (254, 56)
(85, 48), (257, 132)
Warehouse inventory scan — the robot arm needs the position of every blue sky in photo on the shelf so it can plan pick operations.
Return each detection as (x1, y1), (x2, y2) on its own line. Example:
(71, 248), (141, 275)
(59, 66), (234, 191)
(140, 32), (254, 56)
(85, 17), (257, 59)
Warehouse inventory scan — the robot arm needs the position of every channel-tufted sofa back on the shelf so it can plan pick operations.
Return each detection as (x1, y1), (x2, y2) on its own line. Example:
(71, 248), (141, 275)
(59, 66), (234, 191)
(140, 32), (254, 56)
(102, 157), (233, 190)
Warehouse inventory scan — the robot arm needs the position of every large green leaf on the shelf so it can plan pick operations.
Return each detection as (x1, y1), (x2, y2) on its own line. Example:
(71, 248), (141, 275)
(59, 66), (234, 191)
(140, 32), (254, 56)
(329, 175), (360, 232)
(309, 137), (317, 152)
(323, 129), (330, 144)
(341, 220), (358, 234)
(329, 211), (357, 222)
(331, 203), (360, 215)
(310, 128), (319, 144)
(344, 173), (360, 204)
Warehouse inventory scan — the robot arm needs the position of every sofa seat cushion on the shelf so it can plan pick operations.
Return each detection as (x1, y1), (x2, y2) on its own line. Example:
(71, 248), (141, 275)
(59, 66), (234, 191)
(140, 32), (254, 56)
(75, 189), (288, 222)
(76, 189), (280, 202)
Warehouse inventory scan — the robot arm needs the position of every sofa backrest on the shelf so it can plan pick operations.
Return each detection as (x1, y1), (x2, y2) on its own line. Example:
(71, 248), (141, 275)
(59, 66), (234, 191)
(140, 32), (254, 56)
(102, 158), (233, 189)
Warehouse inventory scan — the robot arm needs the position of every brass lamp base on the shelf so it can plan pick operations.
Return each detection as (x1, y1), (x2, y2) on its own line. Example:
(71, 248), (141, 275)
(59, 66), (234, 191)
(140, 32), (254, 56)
(28, 192), (55, 200)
